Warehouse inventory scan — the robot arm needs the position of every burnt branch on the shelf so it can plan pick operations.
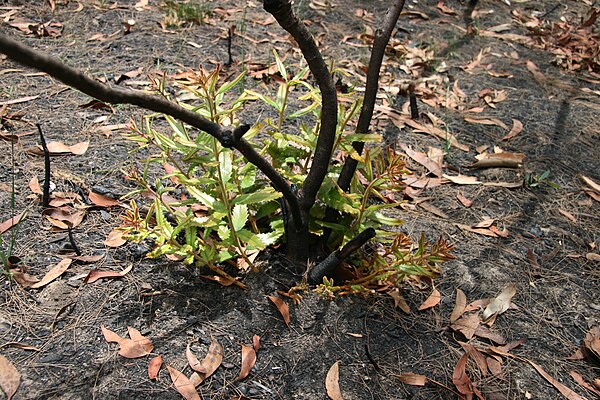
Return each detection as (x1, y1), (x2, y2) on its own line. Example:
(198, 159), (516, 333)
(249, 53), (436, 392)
(336, 0), (406, 192)
(0, 33), (304, 228)
(263, 0), (338, 213)
(307, 227), (376, 284)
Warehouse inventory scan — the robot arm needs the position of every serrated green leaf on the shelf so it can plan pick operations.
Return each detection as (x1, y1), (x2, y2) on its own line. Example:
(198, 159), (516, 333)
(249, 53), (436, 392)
(232, 204), (249, 232)
(233, 190), (282, 205)
(217, 71), (246, 95)
(373, 212), (404, 226)
(344, 133), (382, 142)
(217, 225), (231, 240)
(188, 187), (216, 208)
(245, 90), (279, 110)
(273, 49), (288, 81)
(237, 228), (268, 249)
(288, 102), (320, 119)
(219, 150), (233, 182)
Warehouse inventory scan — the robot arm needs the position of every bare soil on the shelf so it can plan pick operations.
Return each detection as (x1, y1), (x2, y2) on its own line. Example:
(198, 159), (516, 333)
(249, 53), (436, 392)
(1, 1), (599, 399)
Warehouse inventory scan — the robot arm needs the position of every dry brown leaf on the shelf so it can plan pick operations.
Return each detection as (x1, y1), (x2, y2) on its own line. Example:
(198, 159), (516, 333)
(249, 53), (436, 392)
(253, 335), (261, 353)
(482, 283), (517, 325)
(237, 344), (256, 381)
(500, 119), (524, 141)
(30, 258), (72, 289)
(43, 207), (85, 229)
(456, 192), (473, 208)
(586, 253), (600, 261)
(558, 209), (577, 223)
(443, 174), (481, 185)
(101, 324), (153, 358)
(88, 191), (120, 207)
(526, 359), (587, 400)
(84, 264), (132, 284)
(455, 223), (499, 237)
(418, 287), (441, 310)
(452, 352), (484, 399)
(459, 342), (489, 377)
(148, 355), (163, 380)
(396, 372), (428, 386)
(400, 144), (442, 177)
(188, 338), (223, 379)
(0, 212), (26, 234)
(104, 229), (126, 247)
(583, 326), (600, 359)
(581, 175), (600, 194)
(0, 95), (39, 106)
(450, 313), (481, 340)
(464, 116), (509, 130)
(436, 1), (456, 15)
(0, 355), (20, 400)
(29, 176), (42, 195)
(570, 371), (600, 397)
(45, 140), (89, 155)
(472, 152), (526, 169)
(267, 295), (291, 327)
(450, 288), (467, 323)
(9, 269), (39, 288)
(167, 365), (201, 400)
(120, 327), (153, 358)
(388, 288), (411, 313)
(325, 361), (344, 400)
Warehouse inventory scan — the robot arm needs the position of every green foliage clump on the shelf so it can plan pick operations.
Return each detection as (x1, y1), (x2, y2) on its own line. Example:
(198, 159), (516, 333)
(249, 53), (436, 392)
(121, 53), (452, 291)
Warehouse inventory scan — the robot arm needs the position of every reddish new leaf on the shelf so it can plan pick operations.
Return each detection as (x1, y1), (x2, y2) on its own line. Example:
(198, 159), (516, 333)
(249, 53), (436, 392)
(148, 355), (163, 380)
(267, 295), (291, 327)
(167, 365), (201, 400)
(237, 344), (256, 381)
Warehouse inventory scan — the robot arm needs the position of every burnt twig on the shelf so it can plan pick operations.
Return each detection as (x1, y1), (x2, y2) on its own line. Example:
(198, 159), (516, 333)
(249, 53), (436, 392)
(36, 123), (50, 208)
(307, 228), (376, 284)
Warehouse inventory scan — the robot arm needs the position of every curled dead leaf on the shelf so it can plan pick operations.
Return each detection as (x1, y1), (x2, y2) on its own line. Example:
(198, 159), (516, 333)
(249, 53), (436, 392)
(267, 295), (291, 327)
(325, 361), (344, 400)
(237, 344), (256, 381)
(43, 207), (85, 229)
(482, 283), (517, 325)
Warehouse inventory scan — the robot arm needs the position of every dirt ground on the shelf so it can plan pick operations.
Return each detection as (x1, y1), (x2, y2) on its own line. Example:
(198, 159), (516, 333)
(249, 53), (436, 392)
(1, 0), (599, 399)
